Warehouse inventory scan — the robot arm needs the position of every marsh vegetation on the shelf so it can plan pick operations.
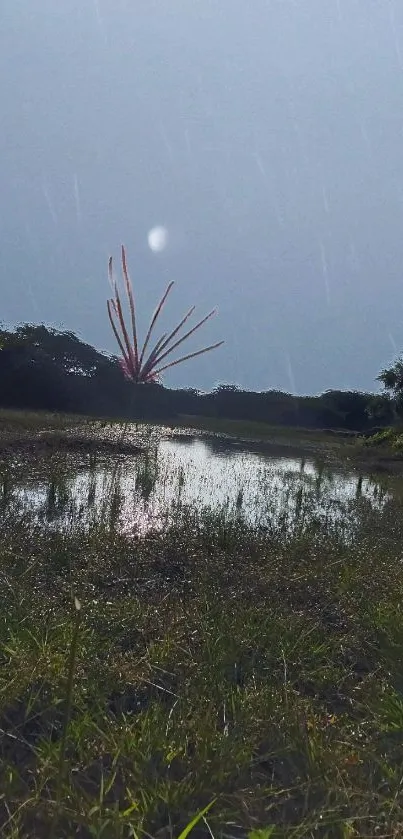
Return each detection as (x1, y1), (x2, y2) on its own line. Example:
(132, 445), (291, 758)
(1, 414), (403, 838)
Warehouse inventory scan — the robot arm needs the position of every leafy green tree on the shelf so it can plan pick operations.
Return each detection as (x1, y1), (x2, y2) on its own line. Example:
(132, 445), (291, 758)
(9, 324), (110, 377)
(0, 324), (120, 413)
(365, 393), (395, 427)
(318, 390), (371, 431)
(376, 359), (403, 419)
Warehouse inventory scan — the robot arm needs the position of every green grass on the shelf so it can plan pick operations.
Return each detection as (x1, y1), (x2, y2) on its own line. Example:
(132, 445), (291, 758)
(1, 414), (403, 836)
(364, 426), (403, 452)
(1, 496), (403, 834)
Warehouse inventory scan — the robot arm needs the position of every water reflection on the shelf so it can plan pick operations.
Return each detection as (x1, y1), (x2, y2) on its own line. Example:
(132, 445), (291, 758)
(135, 448), (159, 501)
(0, 469), (13, 510)
(0, 433), (391, 537)
(45, 474), (70, 520)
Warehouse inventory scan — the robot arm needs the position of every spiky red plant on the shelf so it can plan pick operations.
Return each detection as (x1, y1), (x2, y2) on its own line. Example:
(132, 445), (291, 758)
(107, 246), (224, 384)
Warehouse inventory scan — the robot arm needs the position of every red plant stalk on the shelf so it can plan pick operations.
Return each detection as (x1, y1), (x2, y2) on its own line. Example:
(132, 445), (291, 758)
(107, 246), (223, 384)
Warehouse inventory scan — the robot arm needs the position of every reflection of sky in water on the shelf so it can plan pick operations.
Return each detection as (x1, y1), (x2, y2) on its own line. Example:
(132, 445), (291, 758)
(12, 435), (389, 536)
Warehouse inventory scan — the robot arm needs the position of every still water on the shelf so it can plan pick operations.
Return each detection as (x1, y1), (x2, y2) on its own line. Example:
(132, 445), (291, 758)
(3, 427), (389, 537)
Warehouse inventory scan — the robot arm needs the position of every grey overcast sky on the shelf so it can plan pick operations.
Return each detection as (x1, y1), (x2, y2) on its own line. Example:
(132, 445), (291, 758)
(1, 0), (403, 393)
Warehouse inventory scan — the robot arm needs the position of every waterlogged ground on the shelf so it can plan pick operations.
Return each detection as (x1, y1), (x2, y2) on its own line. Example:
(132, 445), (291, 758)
(0, 423), (391, 537)
(2, 420), (403, 838)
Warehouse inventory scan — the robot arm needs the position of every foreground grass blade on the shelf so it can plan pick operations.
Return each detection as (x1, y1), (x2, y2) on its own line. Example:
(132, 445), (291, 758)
(50, 596), (82, 839)
(176, 800), (216, 839)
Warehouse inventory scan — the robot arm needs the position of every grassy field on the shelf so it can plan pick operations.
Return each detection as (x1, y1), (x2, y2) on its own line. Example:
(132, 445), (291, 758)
(1, 412), (403, 837)
(175, 414), (351, 445)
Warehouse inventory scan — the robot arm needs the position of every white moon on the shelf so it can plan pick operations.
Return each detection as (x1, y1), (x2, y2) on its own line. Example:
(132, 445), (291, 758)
(148, 226), (168, 252)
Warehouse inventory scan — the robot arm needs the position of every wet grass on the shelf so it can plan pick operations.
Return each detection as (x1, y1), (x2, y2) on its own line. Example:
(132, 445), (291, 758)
(0, 415), (403, 836)
(0, 431), (142, 457)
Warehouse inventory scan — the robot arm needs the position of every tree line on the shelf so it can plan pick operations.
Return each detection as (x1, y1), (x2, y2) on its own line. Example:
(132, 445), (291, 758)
(0, 324), (399, 432)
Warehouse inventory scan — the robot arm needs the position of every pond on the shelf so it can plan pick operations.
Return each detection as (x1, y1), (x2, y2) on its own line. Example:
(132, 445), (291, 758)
(0, 425), (391, 538)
